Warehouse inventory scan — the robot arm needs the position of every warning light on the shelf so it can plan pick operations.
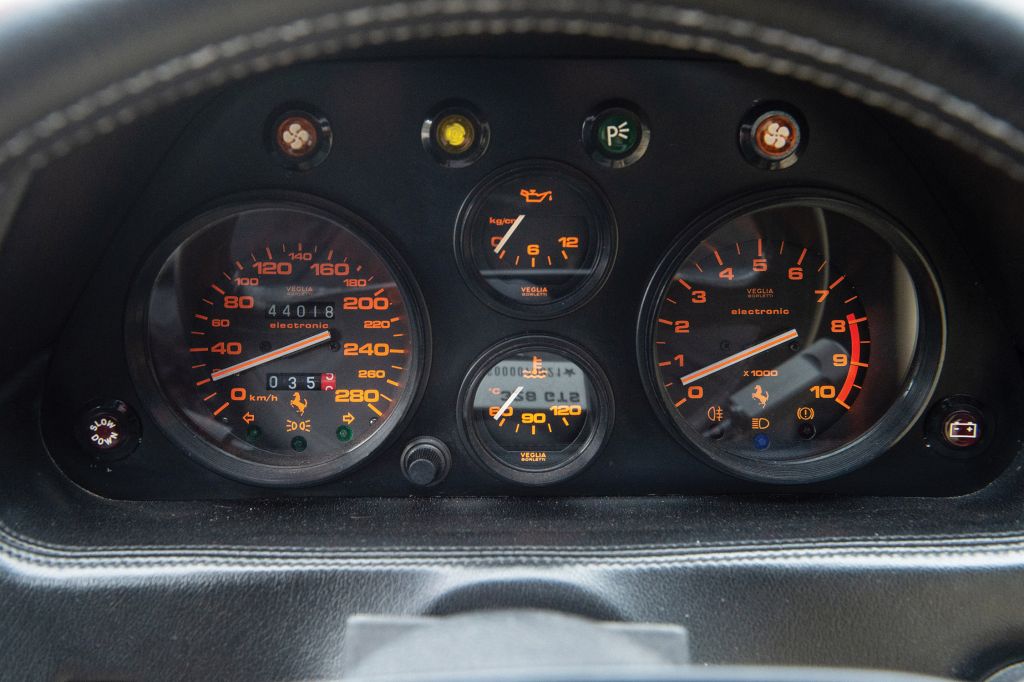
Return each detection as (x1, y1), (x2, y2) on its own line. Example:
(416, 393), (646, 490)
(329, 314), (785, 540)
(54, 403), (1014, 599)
(436, 114), (475, 154)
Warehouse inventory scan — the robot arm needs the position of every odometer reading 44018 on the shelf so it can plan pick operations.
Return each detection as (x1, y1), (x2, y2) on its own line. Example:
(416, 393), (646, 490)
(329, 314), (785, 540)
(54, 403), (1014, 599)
(128, 202), (427, 486)
(641, 196), (943, 484)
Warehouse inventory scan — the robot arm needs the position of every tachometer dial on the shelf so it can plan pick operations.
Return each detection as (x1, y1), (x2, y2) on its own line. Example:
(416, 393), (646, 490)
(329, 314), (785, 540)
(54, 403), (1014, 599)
(458, 336), (613, 485)
(127, 201), (427, 486)
(455, 161), (616, 318)
(639, 194), (943, 483)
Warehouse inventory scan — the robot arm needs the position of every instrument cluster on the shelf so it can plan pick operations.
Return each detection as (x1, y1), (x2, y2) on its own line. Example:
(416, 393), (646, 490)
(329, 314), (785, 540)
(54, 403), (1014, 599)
(41, 59), (1022, 498)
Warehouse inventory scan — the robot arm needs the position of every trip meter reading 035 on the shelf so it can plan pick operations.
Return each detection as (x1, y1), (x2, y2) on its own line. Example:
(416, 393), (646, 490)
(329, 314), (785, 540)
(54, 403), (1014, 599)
(128, 202), (427, 486)
(640, 196), (943, 484)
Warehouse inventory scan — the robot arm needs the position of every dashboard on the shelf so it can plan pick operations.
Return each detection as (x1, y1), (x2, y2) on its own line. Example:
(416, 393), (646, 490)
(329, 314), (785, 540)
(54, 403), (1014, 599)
(38, 59), (1021, 499)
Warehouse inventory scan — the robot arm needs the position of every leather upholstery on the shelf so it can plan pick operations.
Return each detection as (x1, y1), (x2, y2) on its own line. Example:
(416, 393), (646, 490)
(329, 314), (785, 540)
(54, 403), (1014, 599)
(3, 1), (1024, 680)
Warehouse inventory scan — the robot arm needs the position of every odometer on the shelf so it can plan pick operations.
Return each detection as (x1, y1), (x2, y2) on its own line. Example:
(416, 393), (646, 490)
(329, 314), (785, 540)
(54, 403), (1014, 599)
(639, 195), (944, 483)
(127, 201), (427, 486)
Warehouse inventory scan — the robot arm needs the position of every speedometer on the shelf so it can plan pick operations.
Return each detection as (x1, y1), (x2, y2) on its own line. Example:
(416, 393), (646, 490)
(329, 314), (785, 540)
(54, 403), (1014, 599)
(127, 200), (427, 486)
(639, 194), (944, 483)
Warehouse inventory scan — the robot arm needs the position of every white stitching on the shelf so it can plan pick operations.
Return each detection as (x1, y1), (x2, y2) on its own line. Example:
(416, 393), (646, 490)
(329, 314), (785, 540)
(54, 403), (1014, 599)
(4, 1), (1024, 567)
(1, 1), (1024, 179)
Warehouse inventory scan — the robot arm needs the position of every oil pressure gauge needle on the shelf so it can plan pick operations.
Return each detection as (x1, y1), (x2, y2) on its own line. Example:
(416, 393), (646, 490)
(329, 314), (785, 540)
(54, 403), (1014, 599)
(210, 330), (332, 382)
(680, 329), (798, 386)
(494, 385), (524, 420)
(493, 214), (526, 254)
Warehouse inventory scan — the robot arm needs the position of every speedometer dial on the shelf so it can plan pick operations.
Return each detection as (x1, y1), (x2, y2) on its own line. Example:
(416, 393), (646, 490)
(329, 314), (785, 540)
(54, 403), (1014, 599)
(639, 194), (943, 483)
(127, 201), (427, 486)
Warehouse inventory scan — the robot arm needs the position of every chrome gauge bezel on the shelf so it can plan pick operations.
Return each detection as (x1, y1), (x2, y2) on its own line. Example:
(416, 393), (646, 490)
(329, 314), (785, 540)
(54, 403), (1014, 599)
(457, 334), (614, 486)
(637, 190), (946, 484)
(124, 196), (430, 487)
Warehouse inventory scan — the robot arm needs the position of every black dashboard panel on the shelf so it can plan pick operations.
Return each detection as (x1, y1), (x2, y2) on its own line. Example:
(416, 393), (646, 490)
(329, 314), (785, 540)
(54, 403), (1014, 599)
(40, 58), (1022, 500)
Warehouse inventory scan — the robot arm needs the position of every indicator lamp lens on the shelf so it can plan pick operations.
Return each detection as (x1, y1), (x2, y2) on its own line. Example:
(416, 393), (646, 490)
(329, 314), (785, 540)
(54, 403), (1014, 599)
(436, 114), (475, 153)
(245, 426), (262, 443)
(753, 434), (771, 450)
(291, 436), (307, 452)
(336, 425), (353, 442)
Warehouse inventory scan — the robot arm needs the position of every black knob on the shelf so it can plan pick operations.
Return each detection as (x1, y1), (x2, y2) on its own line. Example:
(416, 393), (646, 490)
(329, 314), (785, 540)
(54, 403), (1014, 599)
(401, 437), (451, 487)
(75, 399), (141, 461)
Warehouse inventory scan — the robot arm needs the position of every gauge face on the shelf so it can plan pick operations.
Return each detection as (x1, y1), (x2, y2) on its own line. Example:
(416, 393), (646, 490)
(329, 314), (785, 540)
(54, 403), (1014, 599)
(459, 336), (612, 485)
(128, 202), (427, 486)
(456, 161), (616, 317)
(640, 196), (943, 483)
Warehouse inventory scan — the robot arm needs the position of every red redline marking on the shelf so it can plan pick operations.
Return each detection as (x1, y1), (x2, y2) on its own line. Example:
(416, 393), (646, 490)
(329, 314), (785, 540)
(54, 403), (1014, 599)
(836, 312), (863, 405)
(849, 316), (868, 324)
(213, 402), (230, 416)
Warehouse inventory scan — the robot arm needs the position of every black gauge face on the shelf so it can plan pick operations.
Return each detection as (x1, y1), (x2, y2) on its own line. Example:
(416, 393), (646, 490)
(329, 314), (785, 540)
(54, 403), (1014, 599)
(459, 336), (613, 485)
(640, 196), (944, 483)
(456, 161), (616, 318)
(127, 202), (427, 486)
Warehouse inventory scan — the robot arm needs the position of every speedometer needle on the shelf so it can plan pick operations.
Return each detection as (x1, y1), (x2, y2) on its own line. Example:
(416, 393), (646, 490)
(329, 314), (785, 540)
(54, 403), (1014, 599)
(210, 330), (332, 382)
(493, 214), (525, 254)
(680, 329), (798, 386)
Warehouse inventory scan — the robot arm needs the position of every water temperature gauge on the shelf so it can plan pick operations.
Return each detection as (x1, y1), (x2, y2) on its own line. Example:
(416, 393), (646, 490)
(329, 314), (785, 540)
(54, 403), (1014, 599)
(458, 335), (613, 485)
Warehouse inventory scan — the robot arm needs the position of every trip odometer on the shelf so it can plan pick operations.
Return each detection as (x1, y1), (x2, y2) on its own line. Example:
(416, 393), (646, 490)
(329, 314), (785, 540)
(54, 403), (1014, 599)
(127, 201), (427, 486)
(640, 195), (944, 483)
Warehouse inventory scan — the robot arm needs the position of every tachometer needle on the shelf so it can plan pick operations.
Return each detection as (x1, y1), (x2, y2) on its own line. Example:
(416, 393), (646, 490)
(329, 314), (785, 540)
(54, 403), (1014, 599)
(210, 330), (332, 382)
(493, 214), (526, 254)
(680, 329), (798, 386)
(494, 385), (524, 420)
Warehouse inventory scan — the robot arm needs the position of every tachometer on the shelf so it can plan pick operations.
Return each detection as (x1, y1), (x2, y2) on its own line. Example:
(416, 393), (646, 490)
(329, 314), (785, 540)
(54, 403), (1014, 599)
(639, 194), (943, 483)
(127, 200), (427, 486)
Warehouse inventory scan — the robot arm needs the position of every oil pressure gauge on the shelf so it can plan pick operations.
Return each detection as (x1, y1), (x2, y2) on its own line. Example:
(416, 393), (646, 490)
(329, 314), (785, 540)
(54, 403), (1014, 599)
(455, 161), (617, 318)
(458, 335), (613, 485)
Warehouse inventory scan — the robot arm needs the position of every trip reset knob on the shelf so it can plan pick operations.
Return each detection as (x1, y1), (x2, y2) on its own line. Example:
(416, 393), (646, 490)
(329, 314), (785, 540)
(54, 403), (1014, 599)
(401, 437), (452, 487)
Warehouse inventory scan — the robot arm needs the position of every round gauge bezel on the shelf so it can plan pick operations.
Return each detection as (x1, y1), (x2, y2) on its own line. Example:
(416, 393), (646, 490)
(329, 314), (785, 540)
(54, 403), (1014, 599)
(637, 190), (946, 484)
(124, 194), (431, 487)
(457, 334), (614, 486)
(454, 160), (618, 319)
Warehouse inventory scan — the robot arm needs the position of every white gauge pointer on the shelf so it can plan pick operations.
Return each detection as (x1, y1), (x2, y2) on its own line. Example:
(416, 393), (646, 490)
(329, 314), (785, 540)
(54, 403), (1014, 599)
(680, 329), (798, 386)
(210, 330), (332, 382)
(493, 385), (524, 420)
(492, 214), (526, 254)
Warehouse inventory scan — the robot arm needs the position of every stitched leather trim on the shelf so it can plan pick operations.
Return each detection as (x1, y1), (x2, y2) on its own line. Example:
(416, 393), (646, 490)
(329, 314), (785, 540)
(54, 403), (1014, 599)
(3, 1), (1024, 568)
(1, 1), (1024, 180)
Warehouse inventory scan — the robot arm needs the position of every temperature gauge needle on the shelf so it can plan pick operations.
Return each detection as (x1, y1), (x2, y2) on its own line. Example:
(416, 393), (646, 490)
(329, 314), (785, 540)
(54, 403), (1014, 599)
(493, 214), (526, 254)
(680, 329), (798, 386)
(210, 330), (332, 382)
(494, 385), (524, 420)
